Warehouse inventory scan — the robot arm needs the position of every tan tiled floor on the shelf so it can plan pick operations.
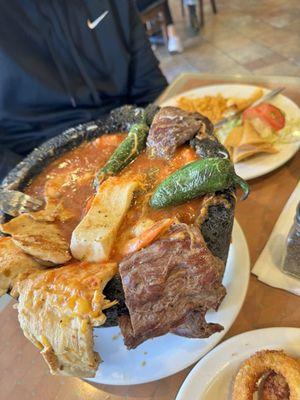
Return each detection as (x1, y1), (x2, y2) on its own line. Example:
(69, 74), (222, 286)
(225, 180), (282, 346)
(156, 0), (300, 81)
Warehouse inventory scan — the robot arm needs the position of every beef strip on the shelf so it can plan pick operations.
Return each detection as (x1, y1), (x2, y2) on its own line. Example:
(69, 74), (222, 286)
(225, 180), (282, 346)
(118, 223), (226, 349)
(172, 308), (223, 338)
(146, 106), (213, 159)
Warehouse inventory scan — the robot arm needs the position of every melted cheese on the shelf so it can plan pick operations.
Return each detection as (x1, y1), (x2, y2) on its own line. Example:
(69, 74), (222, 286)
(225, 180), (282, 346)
(21, 262), (118, 323)
(16, 261), (118, 377)
(71, 177), (139, 262)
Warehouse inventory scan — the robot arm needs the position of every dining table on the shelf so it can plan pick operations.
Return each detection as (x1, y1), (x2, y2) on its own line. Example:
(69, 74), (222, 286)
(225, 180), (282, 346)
(0, 72), (299, 400)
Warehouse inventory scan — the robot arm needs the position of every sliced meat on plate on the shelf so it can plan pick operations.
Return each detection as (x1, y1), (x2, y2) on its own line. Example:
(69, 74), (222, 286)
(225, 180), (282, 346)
(71, 177), (139, 262)
(146, 106), (213, 159)
(118, 223), (226, 349)
(15, 261), (117, 377)
(171, 308), (223, 338)
(0, 237), (44, 298)
(1, 214), (71, 265)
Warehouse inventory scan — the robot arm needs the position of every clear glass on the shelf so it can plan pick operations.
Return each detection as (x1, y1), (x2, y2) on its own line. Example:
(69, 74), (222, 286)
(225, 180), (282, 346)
(281, 203), (300, 279)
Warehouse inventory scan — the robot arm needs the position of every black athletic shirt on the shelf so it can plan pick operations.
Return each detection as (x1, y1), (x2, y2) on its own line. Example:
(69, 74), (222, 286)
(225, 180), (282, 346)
(0, 0), (167, 176)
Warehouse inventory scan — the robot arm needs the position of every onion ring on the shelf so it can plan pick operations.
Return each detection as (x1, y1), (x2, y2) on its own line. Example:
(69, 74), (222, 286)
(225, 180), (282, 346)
(232, 350), (300, 400)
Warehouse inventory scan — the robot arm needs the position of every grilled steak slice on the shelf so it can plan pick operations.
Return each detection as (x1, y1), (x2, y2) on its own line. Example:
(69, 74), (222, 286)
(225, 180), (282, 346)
(118, 223), (226, 349)
(147, 106), (213, 159)
(172, 308), (223, 338)
(118, 314), (147, 349)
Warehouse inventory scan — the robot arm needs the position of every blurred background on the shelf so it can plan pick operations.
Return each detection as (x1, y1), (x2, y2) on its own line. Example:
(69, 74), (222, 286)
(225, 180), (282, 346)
(141, 0), (300, 81)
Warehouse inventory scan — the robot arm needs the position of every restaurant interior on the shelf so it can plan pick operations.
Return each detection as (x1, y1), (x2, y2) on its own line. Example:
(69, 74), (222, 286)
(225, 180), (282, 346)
(153, 0), (300, 80)
(0, 1), (299, 400)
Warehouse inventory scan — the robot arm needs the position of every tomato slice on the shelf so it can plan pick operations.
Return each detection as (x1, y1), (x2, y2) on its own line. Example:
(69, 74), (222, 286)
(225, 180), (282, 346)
(243, 103), (285, 131)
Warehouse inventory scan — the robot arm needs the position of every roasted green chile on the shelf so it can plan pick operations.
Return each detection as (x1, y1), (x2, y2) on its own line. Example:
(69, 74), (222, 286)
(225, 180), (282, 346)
(150, 158), (249, 209)
(94, 123), (149, 188)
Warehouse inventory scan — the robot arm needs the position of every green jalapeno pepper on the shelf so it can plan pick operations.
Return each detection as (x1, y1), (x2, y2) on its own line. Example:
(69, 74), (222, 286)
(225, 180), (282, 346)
(150, 158), (249, 209)
(94, 122), (149, 188)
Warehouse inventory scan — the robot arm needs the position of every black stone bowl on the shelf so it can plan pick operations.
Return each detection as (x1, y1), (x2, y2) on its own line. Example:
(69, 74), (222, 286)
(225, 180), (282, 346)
(0, 105), (151, 194)
(0, 105), (235, 327)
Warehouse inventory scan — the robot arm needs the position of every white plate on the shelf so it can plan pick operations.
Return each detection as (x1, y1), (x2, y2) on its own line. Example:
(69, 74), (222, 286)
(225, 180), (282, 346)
(87, 221), (250, 385)
(160, 84), (300, 181)
(176, 327), (300, 400)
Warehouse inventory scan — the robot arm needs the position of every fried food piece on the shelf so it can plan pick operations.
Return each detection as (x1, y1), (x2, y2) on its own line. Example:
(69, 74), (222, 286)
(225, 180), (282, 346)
(225, 120), (278, 163)
(15, 261), (118, 377)
(1, 214), (71, 265)
(232, 350), (300, 400)
(260, 371), (290, 400)
(224, 126), (243, 148)
(0, 237), (44, 298)
(232, 143), (278, 163)
(239, 120), (268, 146)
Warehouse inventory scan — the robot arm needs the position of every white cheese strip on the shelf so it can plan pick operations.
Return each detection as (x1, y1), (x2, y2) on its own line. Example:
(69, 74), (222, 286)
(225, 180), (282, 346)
(71, 177), (138, 262)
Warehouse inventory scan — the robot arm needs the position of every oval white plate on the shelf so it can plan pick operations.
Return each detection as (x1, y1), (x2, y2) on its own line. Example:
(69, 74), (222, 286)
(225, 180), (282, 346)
(160, 84), (300, 181)
(176, 327), (300, 400)
(87, 221), (250, 385)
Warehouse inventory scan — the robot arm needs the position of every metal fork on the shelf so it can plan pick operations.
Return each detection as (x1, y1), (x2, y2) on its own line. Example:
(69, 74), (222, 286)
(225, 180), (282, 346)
(214, 87), (285, 129)
(0, 189), (44, 217)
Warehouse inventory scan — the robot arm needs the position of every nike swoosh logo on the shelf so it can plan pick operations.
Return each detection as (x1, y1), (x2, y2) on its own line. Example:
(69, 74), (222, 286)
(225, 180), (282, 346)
(87, 10), (109, 30)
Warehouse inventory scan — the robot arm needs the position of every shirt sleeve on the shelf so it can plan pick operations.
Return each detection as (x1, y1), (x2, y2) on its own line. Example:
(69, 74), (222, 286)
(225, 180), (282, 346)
(127, 1), (168, 106)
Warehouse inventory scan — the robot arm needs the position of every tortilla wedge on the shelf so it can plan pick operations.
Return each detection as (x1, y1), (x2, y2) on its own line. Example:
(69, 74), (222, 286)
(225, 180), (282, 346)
(239, 120), (267, 146)
(233, 143), (278, 163)
(224, 126), (243, 148)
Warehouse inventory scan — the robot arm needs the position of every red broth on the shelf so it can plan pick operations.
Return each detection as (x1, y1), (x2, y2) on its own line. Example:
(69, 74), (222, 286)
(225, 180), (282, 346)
(26, 133), (202, 262)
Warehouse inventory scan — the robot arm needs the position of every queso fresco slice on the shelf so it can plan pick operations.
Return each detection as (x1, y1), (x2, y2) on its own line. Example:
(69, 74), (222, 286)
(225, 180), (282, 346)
(71, 177), (139, 262)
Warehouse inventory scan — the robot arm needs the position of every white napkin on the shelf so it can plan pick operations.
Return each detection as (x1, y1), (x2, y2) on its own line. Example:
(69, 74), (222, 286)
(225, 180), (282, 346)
(252, 181), (300, 295)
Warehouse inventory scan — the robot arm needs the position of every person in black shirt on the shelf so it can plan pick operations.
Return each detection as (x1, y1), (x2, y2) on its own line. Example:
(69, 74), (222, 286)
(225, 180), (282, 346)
(0, 0), (167, 180)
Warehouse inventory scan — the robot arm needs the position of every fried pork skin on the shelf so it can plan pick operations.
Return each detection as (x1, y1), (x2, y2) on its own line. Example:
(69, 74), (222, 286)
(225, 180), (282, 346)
(0, 237), (44, 298)
(15, 261), (117, 377)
